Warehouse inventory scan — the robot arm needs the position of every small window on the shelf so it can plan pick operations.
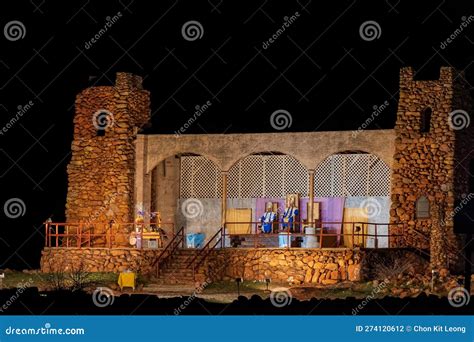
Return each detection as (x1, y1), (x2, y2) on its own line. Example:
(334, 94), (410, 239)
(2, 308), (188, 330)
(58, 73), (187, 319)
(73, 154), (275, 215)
(93, 110), (113, 137)
(420, 107), (432, 133)
(416, 196), (430, 219)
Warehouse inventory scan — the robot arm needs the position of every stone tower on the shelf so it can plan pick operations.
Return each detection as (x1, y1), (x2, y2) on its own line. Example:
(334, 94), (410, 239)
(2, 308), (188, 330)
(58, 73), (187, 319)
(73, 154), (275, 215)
(65, 73), (150, 245)
(390, 67), (472, 271)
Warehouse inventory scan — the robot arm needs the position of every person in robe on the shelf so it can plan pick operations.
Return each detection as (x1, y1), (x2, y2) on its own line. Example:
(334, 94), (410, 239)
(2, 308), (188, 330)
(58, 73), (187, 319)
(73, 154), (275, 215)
(259, 202), (276, 234)
(282, 196), (299, 232)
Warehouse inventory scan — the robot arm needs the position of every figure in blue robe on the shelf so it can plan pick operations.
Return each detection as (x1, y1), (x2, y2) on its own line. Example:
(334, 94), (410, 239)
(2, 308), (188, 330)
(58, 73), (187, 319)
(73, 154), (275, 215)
(282, 205), (299, 232)
(260, 206), (276, 233)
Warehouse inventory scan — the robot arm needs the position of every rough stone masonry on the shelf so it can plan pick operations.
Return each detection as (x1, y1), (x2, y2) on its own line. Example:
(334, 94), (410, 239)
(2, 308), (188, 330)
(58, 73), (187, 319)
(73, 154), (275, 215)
(40, 67), (473, 280)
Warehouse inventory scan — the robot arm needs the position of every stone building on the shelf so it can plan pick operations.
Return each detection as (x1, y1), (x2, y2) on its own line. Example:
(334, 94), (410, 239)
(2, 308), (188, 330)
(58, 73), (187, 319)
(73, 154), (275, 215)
(40, 67), (472, 282)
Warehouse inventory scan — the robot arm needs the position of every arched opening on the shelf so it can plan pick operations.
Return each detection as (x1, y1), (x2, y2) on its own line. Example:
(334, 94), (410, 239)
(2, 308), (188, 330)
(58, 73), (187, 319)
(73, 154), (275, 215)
(313, 151), (392, 248)
(224, 152), (309, 243)
(420, 107), (432, 133)
(416, 196), (430, 219)
(141, 153), (222, 247)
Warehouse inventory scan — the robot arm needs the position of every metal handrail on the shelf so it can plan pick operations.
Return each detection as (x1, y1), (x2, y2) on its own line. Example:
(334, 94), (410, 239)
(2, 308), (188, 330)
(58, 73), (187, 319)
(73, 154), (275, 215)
(188, 227), (223, 271)
(152, 226), (185, 277)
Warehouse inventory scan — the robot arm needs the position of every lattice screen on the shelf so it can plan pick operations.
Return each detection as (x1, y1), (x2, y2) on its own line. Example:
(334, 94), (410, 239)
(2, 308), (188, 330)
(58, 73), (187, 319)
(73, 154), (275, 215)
(227, 155), (308, 198)
(180, 153), (390, 199)
(180, 156), (222, 198)
(314, 154), (390, 197)
(180, 155), (309, 199)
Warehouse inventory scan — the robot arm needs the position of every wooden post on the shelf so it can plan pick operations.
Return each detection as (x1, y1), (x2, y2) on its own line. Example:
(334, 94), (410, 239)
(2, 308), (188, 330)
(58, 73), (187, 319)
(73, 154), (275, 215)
(352, 222), (355, 248)
(374, 224), (378, 248)
(221, 171), (228, 227)
(44, 222), (48, 247)
(308, 170), (315, 228)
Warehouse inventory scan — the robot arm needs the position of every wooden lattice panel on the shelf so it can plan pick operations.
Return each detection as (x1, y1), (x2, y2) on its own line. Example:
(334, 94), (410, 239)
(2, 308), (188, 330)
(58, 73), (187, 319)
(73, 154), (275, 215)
(179, 156), (222, 198)
(180, 155), (309, 199)
(314, 154), (391, 197)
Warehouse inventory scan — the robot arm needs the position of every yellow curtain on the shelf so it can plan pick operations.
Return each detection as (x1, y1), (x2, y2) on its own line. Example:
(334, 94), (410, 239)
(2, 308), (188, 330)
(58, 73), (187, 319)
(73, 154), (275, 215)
(225, 208), (252, 234)
(342, 208), (368, 248)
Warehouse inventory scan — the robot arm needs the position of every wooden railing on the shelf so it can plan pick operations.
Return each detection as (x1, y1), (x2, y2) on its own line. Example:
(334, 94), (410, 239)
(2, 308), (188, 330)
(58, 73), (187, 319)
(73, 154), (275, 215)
(44, 221), (174, 248)
(152, 227), (185, 277)
(221, 221), (407, 249)
(44, 220), (408, 251)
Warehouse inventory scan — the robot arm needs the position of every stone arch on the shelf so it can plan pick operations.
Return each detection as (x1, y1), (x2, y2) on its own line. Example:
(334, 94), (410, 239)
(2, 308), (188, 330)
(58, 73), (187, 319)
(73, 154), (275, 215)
(226, 151), (309, 198)
(147, 150), (222, 174)
(223, 148), (311, 172)
(313, 150), (391, 197)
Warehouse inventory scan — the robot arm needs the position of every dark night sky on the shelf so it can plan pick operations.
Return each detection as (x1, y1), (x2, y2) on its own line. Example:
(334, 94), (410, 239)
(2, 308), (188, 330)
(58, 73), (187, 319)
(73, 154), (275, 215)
(0, 0), (473, 269)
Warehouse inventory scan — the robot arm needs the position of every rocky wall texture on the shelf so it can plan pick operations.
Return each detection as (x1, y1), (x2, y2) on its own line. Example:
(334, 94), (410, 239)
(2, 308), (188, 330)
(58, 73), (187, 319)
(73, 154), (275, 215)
(40, 248), (159, 274)
(390, 67), (470, 270)
(65, 73), (150, 246)
(41, 248), (363, 285)
(205, 248), (363, 284)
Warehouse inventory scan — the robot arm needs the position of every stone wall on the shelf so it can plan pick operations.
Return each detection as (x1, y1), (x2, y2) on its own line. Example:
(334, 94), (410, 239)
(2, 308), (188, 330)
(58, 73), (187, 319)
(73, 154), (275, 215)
(40, 248), (159, 274)
(390, 67), (470, 270)
(206, 248), (363, 284)
(40, 248), (363, 285)
(65, 73), (150, 246)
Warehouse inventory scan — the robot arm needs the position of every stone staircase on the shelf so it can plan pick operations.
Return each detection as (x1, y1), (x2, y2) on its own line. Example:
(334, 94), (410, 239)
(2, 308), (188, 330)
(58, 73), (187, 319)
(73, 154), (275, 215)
(153, 249), (201, 285)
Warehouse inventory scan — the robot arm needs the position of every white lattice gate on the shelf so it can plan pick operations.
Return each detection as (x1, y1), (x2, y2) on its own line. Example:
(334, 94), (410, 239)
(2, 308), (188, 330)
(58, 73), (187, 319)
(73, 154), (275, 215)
(179, 153), (390, 199)
(314, 154), (391, 197)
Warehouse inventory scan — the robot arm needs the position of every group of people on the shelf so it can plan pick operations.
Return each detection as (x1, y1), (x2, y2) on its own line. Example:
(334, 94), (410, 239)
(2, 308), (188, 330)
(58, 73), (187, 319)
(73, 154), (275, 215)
(259, 197), (299, 233)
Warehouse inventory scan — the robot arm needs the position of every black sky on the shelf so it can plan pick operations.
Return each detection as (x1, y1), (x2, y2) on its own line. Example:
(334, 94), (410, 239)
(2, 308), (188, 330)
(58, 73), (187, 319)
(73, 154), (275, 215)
(0, 0), (473, 269)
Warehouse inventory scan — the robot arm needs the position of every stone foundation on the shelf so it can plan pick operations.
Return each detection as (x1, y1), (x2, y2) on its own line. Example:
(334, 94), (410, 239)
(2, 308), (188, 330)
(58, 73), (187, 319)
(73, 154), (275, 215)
(40, 248), (159, 274)
(40, 247), (363, 285)
(205, 248), (363, 284)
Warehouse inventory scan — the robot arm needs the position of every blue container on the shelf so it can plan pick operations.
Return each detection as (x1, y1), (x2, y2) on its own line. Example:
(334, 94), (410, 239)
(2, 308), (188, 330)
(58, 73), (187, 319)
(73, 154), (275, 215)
(186, 233), (205, 248)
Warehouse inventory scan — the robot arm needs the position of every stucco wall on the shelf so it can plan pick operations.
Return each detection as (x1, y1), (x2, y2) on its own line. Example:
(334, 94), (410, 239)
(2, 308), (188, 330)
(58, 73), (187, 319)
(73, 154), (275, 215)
(139, 130), (396, 174)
